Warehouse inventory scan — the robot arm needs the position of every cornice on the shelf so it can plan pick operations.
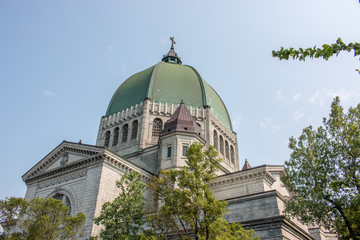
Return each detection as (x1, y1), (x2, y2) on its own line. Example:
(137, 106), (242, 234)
(211, 120), (236, 145)
(24, 154), (103, 185)
(209, 170), (276, 188)
(103, 156), (153, 183)
(23, 141), (103, 180)
(25, 150), (154, 185)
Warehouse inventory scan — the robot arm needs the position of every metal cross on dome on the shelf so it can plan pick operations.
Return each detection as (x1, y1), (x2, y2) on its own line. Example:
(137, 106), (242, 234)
(170, 37), (176, 49)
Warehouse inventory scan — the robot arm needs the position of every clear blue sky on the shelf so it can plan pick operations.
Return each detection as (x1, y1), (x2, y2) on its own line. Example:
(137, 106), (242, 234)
(1, 0), (360, 199)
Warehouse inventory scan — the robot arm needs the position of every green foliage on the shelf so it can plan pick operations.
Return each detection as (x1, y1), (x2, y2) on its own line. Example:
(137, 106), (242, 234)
(272, 38), (360, 73)
(207, 218), (259, 240)
(0, 197), (85, 240)
(93, 171), (147, 240)
(151, 142), (257, 240)
(0, 197), (28, 230)
(282, 97), (360, 240)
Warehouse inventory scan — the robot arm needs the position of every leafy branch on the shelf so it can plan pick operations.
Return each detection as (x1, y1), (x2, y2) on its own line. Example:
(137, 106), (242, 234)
(272, 38), (360, 73)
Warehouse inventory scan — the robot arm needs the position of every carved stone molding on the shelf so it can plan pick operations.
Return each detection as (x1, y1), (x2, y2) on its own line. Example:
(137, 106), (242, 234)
(211, 120), (236, 145)
(28, 145), (100, 178)
(209, 170), (276, 188)
(38, 170), (87, 189)
(103, 156), (153, 183)
(60, 152), (69, 165)
(25, 154), (103, 184)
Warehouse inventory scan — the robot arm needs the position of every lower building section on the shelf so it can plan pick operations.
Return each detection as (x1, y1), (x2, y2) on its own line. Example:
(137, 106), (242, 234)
(224, 190), (334, 240)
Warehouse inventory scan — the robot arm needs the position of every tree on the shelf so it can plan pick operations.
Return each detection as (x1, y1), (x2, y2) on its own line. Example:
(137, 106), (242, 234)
(0, 197), (85, 240)
(272, 38), (360, 73)
(208, 219), (258, 240)
(93, 171), (147, 240)
(151, 143), (259, 240)
(281, 97), (360, 239)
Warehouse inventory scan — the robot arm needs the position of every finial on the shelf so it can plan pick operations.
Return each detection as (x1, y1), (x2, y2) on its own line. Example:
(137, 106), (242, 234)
(242, 159), (251, 171)
(170, 37), (176, 50)
(162, 37), (182, 65)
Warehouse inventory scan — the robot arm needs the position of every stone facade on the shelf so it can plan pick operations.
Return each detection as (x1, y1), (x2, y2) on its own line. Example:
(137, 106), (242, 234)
(22, 47), (336, 239)
(22, 103), (337, 239)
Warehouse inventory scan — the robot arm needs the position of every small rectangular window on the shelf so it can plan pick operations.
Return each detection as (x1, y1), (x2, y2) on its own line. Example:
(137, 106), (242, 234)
(182, 145), (188, 156)
(167, 147), (172, 158)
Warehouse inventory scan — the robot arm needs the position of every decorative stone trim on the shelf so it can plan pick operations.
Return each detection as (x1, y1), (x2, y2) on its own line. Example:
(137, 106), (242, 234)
(209, 170), (276, 188)
(103, 156), (153, 183)
(226, 189), (278, 204)
(149, 101), (205, 120)
(28, 145), (100, 178)
(211, 121), (236, 145)
(38, 170), (87, 189)
(25, 154), (103, 184)
(60, 152), (69, 165)
(102, 102), (143, 128)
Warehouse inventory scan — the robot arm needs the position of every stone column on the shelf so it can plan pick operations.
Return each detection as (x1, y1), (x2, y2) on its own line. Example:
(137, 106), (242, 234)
(139, 98), (151, 149)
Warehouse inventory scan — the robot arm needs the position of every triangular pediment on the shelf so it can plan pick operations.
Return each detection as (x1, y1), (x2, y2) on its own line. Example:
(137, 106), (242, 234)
(45, 152), (88, 171)
(22, 141), (105, 182)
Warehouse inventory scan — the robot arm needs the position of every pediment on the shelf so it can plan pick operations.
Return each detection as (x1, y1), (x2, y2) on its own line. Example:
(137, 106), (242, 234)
(45, 152), (87, 171)
(22, 141), (105, 182)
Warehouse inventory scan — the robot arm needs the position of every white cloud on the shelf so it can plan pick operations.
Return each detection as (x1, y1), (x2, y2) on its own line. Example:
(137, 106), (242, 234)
(275, 90), (287, 104)
(260, 117), (282, 132)
(293, 109), (304, 122)
(309, 91), (320, 104)
(260, 121), (267, 129)
(326, 89), (354, 102)
(42, 90), (56, 97)
(276, 90), (303, 104)
(308, 89), (359, 106)
(260, 117), (272, 129)
(293, 92), (302, 101)
(231, 113), (242, 131)
(276, 90), (283, 100)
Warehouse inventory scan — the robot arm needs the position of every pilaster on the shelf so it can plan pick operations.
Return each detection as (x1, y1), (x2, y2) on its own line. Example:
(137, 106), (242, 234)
(140, 98), (151, 149)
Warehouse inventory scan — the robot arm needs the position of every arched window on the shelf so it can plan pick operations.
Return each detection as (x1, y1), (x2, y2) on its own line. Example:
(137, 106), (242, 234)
(225, 141), (229, 159)
(104, 130), (111, 147)
(219, 135), (224, 155)
(131, 120), (138, 140)
(122, 124), (128, 143)
(53, 193), (71, 213)
(113, 127), (119, 146)
(152, 118), (162, 137)
(230, 145), (235, 164)
(213, 130), (218, 150)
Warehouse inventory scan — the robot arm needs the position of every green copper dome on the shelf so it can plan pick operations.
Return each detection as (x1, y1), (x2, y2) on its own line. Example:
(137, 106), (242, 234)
(106, 61), (233, 131)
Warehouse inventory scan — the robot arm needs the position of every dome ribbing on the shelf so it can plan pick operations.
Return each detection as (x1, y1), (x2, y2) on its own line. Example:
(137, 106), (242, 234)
(106, 61), (233, 131)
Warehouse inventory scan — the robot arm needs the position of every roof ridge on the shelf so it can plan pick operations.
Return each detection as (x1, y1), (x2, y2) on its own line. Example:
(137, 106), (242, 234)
(146, 62), (162, 100)
(185, 65), (208, 107)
